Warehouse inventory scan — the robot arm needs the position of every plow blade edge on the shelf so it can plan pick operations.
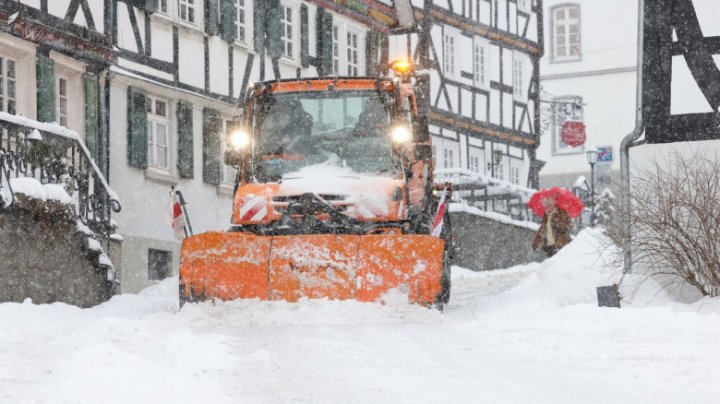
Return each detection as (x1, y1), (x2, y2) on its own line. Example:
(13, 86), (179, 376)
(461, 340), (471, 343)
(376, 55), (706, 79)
(179, 232), (445, 306)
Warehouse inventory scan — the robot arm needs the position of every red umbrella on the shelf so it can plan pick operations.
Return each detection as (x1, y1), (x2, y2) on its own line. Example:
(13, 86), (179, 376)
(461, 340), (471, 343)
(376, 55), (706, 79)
(528, 187), (585, 218)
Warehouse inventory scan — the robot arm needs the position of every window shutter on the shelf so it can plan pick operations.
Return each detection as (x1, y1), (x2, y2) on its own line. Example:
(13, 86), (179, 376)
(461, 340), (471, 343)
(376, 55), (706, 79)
(365, 31), (379, 76)
(300, 4), (309, 67)
(127, 86), (148, 169)
(266, 0), (283, 59)
(83, 73), (99, 161)
(316, 9), (333, 76)
(253, 0), (265, 52)
(206, 0), (220, 35)
(202, 108), (222, 185)
(220, 0), (237, 42)
(36, 54), (55, 123)
(145, 0), (158, 13)
(177, 100), (194, 179)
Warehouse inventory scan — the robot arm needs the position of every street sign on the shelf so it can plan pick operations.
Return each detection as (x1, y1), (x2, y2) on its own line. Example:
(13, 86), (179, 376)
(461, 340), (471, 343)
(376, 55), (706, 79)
(597, 146), (613, 162)
(561, 120), (586, 147)
(643, 0), (720, 143)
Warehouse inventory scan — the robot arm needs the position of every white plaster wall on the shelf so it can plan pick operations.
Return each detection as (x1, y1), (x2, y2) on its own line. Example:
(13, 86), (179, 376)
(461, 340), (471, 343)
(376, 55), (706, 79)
(178, 34), (205, 88)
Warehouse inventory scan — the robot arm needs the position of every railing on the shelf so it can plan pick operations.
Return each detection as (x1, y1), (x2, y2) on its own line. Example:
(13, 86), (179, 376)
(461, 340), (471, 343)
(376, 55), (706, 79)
(434, 168), (537, 223)
(0, 112), (121, 238)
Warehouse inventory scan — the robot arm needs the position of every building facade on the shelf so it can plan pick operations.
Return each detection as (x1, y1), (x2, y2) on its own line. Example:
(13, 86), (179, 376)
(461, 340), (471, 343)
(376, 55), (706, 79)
(538, 0), (638, 190)
(390, 0), (543, 189)
(0, 0), (543, 293)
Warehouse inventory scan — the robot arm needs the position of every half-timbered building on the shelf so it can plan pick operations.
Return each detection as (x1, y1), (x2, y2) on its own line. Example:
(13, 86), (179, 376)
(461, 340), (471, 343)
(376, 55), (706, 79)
(390, 0), (543, 188)
(0, 0), (542, 292)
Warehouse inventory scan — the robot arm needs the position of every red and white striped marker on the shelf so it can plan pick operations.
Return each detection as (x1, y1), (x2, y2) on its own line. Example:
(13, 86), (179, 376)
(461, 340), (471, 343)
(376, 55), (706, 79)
(431, 188), (447, 238)
(239, 196), (268, 222)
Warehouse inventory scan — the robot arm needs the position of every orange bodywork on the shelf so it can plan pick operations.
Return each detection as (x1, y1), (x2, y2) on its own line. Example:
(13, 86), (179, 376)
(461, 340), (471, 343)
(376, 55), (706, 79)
(180, 232), (444, 306)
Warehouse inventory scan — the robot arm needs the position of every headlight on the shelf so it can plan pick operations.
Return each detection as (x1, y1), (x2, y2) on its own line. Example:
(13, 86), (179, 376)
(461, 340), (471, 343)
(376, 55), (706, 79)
(229, 130), (250, 150)
(391, 126), (412, 143)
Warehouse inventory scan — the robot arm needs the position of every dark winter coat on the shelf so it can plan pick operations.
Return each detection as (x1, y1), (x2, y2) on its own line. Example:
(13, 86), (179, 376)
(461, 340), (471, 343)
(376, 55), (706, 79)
(532, 208), (572, 252)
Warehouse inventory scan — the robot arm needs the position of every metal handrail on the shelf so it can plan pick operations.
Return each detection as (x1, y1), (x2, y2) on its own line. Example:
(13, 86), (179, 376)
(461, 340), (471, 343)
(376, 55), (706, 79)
(0, 112), (121, 238)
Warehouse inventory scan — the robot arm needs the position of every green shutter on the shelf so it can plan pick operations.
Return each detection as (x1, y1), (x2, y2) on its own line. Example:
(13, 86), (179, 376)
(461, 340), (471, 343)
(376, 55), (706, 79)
(202, 108), (222, 185)
(84, 73), (99, 161)
(253, 0), (265, 52)
(206, 0), (220, 35)
(220, 0), (237, 42)
(365, 31), (379, 76)
(267, 0), (283, 59)
(127, 86), (148, 169)
(145, 0), (158, 13)
(177, 100), (194, 179)
(36, 54), (55, 123)
(300, 5), (309, 67)
(316, 9), (333, 76)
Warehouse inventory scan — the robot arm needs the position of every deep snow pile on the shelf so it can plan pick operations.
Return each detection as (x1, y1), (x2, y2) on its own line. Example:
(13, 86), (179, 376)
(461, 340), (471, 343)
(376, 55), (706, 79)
(1, 228), (719, 403)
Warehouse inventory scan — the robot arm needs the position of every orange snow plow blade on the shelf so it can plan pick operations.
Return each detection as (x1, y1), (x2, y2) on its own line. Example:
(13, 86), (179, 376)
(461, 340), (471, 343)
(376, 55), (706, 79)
(179, 232), (444, 306)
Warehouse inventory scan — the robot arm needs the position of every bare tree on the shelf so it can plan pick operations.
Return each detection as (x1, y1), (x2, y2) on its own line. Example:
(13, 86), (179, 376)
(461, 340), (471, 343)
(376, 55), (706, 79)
(629, 151), (720, 297)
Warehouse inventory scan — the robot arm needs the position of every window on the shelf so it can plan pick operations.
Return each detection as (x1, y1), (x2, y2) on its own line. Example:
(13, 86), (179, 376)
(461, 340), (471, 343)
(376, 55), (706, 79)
(0, 57), (17, 114)
(470, 155), (480, 173)
(431, 145), (437, 168)
(236, 0), (248, 44)
(148, 249), (172, 281)
(496, 164), (504, 180)
(147, 96), (169, 170)
(443, 148), (455, 168)
(179, 0), (196, 24)
(443, 34), (455, 76)
(473, 41), (488, 87)
(510, 166), (520, 185)
(513, 57), (524, 99)
(517, 0), (530, 13)
(57, 77), (68, 127)
(346, 30), (359, 76)
(332, 25), (340, 75)
(552, 5), (581, 61)
(281, 4), (294, 59)
(158, 0), (168, 13)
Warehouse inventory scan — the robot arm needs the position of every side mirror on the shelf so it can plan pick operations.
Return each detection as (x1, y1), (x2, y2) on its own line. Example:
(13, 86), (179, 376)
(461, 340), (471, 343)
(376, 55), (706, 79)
(224, 150), (244, 166)
(412, 115), (429, 143)
(414, 144), (433, 161)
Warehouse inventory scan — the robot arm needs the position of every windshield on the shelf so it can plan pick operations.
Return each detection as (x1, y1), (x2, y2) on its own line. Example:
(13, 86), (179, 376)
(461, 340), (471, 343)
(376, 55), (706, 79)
(252, 90), (397, 182)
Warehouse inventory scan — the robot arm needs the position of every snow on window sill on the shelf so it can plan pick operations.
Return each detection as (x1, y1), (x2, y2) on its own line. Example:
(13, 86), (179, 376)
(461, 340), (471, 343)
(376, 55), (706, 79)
(550, 55), (583, 64)
(145, 167), (179, 185)
(217, 183), (235, 197)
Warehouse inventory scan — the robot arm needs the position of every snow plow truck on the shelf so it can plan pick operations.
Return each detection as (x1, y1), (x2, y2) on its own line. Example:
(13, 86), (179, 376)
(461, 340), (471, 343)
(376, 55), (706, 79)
(179, 61), (452, 308)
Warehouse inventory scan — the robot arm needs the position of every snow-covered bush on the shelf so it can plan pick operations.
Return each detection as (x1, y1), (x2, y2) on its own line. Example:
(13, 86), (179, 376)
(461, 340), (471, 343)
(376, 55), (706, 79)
(630, 152), (720, 297)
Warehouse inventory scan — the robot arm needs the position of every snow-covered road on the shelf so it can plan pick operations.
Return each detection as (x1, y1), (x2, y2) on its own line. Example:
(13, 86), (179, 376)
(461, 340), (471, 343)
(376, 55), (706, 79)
(1, 230), (719, 404)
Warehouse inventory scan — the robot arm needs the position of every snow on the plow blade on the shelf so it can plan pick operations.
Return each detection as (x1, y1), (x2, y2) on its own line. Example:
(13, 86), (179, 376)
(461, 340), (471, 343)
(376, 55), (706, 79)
(180, 231), (444, 306)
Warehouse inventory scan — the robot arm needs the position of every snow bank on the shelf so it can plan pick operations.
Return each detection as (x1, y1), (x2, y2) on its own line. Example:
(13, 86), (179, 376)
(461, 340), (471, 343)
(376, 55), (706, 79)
(492, 228), (621, 309)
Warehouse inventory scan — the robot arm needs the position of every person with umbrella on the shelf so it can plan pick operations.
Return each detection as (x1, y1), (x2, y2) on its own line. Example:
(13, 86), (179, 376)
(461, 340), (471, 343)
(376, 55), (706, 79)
(529, 187), (584, 257)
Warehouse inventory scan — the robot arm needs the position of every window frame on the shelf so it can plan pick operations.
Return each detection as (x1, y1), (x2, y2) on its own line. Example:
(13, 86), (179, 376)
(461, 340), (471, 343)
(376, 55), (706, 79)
(235, 0), (253, 48)
(178, 0), (198, 26)
(473, 37), (490, 89)
(332, 24), (340, 75)
(146, 95), (171, 171)
(345, 28), (361, 77)
(57, 76), (69, 127)
(513, 54), (524, 100)
(158, 0), (169, 14)
(443, 31), (457, 78)
(279, 1), (299, 61)
(0, 56), (18, 115)
(551, 3), (582, 62)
